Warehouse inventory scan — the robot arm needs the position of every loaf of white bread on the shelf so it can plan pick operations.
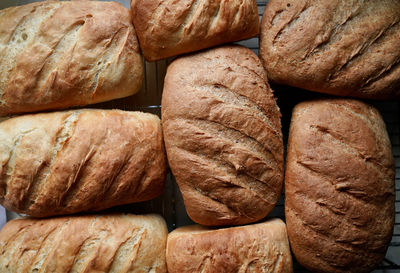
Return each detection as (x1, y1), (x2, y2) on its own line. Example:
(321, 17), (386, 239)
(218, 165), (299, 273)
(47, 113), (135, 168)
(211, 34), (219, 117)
(0, 214), (168, 273)
(0, 1), (143, 116)
(131, 0), (260, 61)
(167, 218), (293, 273)
(0, 109), (166, 217)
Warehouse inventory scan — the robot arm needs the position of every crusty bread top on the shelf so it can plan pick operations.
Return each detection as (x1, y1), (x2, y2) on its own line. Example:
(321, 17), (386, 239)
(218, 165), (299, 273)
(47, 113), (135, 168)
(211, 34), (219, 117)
(259, 0), (400, 99)
(285, 99), (395, 273)
(162, 45), (283, 226)
(0, 1), (143, 116)
(131, 0), (260, 61)
(167, 218), (293, 273)
(0, 109), (166, 217)
(0, 214), (168, 273)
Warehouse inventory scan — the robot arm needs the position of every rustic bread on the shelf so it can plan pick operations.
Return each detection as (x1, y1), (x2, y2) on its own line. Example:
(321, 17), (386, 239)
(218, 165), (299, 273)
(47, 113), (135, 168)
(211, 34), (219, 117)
(131, 0), (260, 61)
(259, 0), (400, 99)
(0, 109), (166, 217)
(167, 218), (293, 273)
(0, 1), (143, 116)
(285, 99), (395, 273)
(0, 214), (167, 273)
(162, 45), (283, 226)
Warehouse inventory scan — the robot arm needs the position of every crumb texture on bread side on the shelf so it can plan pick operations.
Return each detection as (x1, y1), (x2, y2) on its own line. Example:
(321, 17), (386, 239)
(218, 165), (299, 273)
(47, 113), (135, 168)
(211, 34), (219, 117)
(0, 109), (166, 217)
(285, 99), (395, 273)
(260, 0), (400, 99)
(162, 46), (283, 226)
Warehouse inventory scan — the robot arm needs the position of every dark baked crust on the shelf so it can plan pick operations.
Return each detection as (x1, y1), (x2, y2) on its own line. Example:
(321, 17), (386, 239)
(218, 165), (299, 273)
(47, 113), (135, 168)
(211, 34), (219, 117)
(285, 99), (395, 273)
(0, 109), (166, 217)
(0, 1), (143, 116)
(131, 0), (259, 61)
(259, 0), (400, 99)
(162, 45), (283, 226)
(166, 219), (293, 273)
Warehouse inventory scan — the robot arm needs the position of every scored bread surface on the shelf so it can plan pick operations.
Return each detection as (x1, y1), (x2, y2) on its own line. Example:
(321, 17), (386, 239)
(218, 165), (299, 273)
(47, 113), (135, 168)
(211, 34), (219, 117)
(162, 45), (283, 226)
(0, 109), (166, 217)
(259, 0), (400, 99)
(131, 0), (260, 61)
(285, 99), (395, 273)
(0, 214), (168, 273)
(0, 1), (144, 116)
(166, 218), (293, 273)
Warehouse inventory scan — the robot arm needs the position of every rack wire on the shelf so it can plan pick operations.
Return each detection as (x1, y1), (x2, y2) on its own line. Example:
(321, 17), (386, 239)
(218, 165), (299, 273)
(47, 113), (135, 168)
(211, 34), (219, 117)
(254, 1), (400, 271)
(2, 0), (399, 271)
(90, 1), (400, 271)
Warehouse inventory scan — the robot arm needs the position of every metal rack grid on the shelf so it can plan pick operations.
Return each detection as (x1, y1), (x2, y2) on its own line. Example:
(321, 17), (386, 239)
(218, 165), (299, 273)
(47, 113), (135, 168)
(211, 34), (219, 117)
(252, 1), (400, 271)
(124, 0), (400, 271)
(1, 0), (399, 272)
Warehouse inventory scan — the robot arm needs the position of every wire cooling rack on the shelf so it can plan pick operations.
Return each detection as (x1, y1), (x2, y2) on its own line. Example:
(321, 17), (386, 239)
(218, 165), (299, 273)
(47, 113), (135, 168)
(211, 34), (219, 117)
(253, 1), (400, 271)
(120, 1), (400, 271)
(2, 0), (399, 272)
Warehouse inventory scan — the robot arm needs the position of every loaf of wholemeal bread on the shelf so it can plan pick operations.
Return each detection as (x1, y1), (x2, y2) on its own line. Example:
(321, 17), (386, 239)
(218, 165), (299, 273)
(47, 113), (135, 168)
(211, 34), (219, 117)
(0, 214), (167, 273)
(162, 46), (283, 226)
(285, 99), (395, 273)
(0, 1), (143, 116)
(131, 0), (260, 61)
(167, 218), (293, 273)
(0, 109), (166, 217)
(259, 0), (400, 99)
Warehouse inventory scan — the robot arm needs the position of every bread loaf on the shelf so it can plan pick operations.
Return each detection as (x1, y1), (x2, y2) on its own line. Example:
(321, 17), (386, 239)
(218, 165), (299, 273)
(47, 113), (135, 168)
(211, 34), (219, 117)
(285, 99), (395, 273)
(0, 1), (143, 116)
(167, 218), (293, 273)
(0, 109), (166, 217)
(259, 0), (400, 99)
(162, 46), (283, 226)
(131, 0), (260, 61)
(0, 214), (167, 273)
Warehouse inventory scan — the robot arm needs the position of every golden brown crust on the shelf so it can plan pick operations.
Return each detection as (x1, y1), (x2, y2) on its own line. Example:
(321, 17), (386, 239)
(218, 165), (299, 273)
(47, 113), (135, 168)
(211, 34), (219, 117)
(0, 214), (168, 273)
(166, 218), (293, 273)
(0, 109), (166, 217)
(131, 0), (260, 61)
(285, 99), (395, 273)
(162, 45), (283, 226)
(259, 0), (400, 99)
(0, 1), (144, 116)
